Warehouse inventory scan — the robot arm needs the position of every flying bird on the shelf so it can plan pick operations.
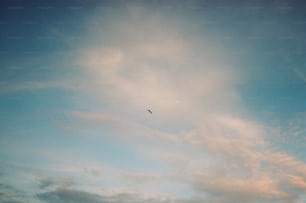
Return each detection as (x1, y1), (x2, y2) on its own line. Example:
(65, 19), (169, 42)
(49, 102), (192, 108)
(147, 109), (152, 114)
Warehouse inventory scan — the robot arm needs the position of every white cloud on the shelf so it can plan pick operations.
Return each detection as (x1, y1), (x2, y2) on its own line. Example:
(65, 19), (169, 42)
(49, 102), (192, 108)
(75, 6), (241, 124)
(56, 5), (306, 203)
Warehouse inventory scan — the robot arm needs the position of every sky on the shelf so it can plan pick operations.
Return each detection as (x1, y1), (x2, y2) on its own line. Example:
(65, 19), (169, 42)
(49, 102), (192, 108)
(0, 0), (306, 202)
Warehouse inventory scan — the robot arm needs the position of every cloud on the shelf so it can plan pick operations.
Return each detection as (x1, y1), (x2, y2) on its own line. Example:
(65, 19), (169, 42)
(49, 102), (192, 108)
(27, 4), (306, 203)
(37, 188), (173, 203)
(293, 67), (306, 83)
(273, 113), (306, 148)
(75, 5), (240, 123)
(68, 111), (127, 131)
(0, 80), (80, 94)
(0, 196), (22, 203)
(182, 135), (306, 203)
(37, 189), (105, 203)
(0, 184), (24, 203)
(65, 111), (180, 143)
(265, 152), (306, 177)
(143, 112), (306, 203)
(39, 177), (76, 190)
(2, 2), (306, 203)
(282, 174), (306, 192)
(191, 175), (288, 202)
(120, 172), (159, 184)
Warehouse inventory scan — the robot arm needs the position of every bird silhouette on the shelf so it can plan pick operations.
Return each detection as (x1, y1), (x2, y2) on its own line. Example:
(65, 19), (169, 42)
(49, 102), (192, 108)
(147, 109), (152, 114)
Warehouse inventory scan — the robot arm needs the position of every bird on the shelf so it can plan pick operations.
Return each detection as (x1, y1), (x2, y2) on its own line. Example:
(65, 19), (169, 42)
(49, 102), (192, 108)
(147, 109), (152, 114)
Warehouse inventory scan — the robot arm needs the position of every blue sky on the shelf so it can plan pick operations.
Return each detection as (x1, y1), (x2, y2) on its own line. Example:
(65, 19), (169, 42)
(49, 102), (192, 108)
(1, 1), (306, 203)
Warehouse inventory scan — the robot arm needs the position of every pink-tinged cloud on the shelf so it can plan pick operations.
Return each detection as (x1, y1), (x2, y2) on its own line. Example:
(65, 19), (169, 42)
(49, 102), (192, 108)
(51, 6), (306, 203)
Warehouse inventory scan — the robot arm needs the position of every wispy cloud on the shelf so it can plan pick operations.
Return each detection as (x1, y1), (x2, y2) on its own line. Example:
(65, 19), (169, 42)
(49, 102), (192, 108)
(62, 5), (306, 203)
(293, 67), (306, 83)
(38, 177), (76, 190)
(2, 3), (306, 203)
(0, 184), (24, 203)
(76, 6), (240, 121)
(37, 188), (173, 203)
(0, 79), (81, 94)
